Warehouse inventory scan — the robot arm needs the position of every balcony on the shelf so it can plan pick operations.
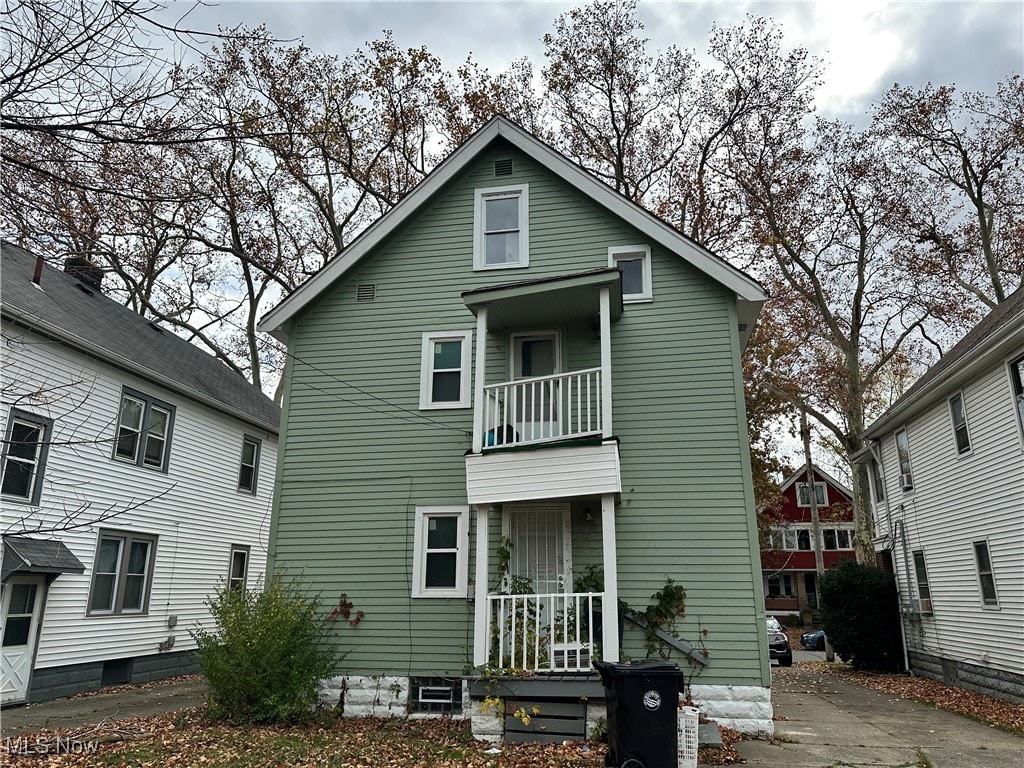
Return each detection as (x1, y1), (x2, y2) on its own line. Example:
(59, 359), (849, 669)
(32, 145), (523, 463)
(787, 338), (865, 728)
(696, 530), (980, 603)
(482, 368), (603, 450)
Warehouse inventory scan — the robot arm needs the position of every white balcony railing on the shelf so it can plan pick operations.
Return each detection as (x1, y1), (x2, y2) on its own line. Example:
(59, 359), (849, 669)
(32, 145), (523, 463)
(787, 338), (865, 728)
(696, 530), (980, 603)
(486, 591), (604, 672)
(482, 368), (602, 450)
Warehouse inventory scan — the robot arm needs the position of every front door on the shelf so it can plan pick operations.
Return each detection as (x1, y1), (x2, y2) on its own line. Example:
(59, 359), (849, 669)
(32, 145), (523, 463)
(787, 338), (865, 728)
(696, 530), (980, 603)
(1, 575), (46, 702)
(505, 503), (571, 595)
(511, 332), (560, 441)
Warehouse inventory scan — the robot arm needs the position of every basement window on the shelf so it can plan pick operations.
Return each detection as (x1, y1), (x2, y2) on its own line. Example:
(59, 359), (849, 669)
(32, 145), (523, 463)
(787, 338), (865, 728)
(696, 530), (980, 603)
(410, 677), (462, 714)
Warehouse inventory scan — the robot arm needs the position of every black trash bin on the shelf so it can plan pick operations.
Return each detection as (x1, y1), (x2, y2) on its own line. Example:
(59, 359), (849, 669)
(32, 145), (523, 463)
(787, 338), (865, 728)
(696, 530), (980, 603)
(594, 659), (680, 768)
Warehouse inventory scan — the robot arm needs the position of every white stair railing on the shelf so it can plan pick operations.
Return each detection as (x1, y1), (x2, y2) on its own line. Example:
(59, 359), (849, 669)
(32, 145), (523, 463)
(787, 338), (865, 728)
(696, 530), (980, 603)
(486, 591), (604, 672)
(482, 368), (602, 449)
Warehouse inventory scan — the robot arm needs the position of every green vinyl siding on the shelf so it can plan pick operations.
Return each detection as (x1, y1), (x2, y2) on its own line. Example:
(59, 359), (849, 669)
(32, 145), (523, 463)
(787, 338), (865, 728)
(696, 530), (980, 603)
(270, 138), (768, 685)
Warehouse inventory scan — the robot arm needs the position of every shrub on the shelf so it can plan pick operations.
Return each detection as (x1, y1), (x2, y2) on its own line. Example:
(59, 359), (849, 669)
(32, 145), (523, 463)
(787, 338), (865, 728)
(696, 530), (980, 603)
(192, 572), (338, 724)
(819, 560), (904, 671)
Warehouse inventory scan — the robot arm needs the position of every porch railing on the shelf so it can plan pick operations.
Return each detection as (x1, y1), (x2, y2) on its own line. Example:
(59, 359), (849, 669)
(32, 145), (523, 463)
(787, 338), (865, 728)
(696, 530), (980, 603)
(486, 591), (604, 672)
(482, 368), (602, 450)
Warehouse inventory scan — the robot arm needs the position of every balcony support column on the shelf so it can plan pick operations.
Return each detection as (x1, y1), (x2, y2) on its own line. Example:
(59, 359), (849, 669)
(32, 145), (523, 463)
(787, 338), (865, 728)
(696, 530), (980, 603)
(600, 492), (620, 662)
(599, 286), (613, 437)
(472, 503), (490, 666)
(472, 305), (488, 454)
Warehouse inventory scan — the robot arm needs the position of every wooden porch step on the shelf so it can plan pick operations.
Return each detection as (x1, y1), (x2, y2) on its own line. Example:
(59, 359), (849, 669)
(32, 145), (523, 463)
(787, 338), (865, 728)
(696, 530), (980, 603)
(504, 698), (587, 744)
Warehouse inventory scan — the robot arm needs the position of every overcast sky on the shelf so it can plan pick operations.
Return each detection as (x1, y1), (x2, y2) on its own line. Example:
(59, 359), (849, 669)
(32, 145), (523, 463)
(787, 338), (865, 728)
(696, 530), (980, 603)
(165, 0), (1023, 122)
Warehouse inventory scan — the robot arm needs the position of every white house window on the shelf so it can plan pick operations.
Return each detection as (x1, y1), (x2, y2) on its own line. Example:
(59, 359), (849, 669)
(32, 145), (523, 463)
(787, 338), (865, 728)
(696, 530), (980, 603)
(912, 550), (932, 614)
(419, 331), (472, 409)
(412, 506), (469, 598)
(228, 545), (250, 591)
(973, 541), (999, 607)
(1, 409), (52, 504)
(474, 184), (529, 270)
(237, 436), (261, 493)
(608, 245), (652, 302)
(1010, 355), (1024, 435)
(113, 389), (174, 471)
(948, 392), (971, 454)
(895, 428), (913, 490)
(88, 530), (157, 614)
(796, 482), (827, 507)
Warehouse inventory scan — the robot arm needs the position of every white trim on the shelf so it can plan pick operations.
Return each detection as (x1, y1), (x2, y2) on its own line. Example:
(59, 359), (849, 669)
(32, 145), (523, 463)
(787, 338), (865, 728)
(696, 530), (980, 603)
(600, 493), (619, 662)
(600, 287), (613, 437)
(608, 244), (652, 302)
(472, 504), (490, 665)
(471, 307), (488, 453)
(257, 116), (766, 342)
(473, 183), (529, 271)
(509, 330), (561, 378)
(419, 330), (473, 410)
(412, 505), (470, 599)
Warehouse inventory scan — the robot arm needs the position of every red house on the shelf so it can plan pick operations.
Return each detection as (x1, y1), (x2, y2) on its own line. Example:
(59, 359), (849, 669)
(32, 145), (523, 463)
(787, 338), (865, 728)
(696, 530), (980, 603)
(761, 464), (856, 624)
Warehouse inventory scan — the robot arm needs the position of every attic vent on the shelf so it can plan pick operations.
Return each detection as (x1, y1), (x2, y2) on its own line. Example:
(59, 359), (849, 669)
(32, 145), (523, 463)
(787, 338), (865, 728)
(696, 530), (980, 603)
(494, 158), (513, 177)
(356, 284), (376, 303)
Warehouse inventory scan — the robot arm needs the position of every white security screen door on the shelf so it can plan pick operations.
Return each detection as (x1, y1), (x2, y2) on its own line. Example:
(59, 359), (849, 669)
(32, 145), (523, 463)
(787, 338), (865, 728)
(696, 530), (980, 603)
(511, 332), (560, 441)
(505, 504), (572, 594)
(0, 574), (46, 702)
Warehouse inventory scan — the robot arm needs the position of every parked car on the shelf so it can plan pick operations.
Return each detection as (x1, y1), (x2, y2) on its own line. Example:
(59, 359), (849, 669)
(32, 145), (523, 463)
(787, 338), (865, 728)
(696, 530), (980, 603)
(801, 630), (826, 651)
(767, 617), (793, 666)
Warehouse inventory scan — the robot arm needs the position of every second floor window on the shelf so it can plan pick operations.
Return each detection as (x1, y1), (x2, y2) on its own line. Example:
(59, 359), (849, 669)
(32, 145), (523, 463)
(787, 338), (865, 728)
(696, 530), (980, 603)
(609, 244), (653, 302)
(113, 389), (174, 471)
(948, 392), (971, 454)
(1011, 355), (1024, 435)
(237, 436), (261, 493)
(1, 409), (52, 504)
(895, 428), (913, 490)
(912, 550), (932, 613)
(973, 541), (999, 607)
(419, 331), (472, 410)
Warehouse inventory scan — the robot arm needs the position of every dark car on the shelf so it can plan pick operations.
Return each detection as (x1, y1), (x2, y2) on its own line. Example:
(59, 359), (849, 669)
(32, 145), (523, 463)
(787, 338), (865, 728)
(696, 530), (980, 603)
(801, 629), (826, 651)
(767, 617), (792, 666)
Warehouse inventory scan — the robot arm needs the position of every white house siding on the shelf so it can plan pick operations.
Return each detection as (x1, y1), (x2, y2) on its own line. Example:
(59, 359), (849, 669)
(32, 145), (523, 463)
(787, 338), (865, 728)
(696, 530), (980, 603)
(876, 358), (1024, 687)
(1, 324), (275, 670)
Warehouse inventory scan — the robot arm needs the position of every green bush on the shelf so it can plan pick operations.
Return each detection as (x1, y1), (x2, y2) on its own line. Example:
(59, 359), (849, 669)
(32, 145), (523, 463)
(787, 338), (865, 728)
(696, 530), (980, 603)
(192, 572), (338, 724)
(819, 560), (904, 671)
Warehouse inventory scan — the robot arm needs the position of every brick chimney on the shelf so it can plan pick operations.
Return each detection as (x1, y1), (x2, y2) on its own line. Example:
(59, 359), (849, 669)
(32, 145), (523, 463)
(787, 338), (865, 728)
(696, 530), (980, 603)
(63, 256), (103, 292)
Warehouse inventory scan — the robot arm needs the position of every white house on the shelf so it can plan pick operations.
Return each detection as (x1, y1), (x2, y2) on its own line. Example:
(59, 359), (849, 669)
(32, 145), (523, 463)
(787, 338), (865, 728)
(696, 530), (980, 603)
(854, 286), (1024, 703)
(1, 242), (280, 704)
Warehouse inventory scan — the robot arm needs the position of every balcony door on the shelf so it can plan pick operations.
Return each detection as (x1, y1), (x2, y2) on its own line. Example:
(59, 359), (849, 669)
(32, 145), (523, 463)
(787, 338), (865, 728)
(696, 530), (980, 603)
(511, 332), (560, 441)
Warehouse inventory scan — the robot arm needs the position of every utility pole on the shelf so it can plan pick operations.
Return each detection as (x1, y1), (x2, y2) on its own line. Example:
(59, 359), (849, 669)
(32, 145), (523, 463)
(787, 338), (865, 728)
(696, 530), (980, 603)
(800, 409), (834, 661)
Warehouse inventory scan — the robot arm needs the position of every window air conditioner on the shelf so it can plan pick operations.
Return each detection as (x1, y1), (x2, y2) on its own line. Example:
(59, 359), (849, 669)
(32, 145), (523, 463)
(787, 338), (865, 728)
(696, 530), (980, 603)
(899, 473), (913, 490)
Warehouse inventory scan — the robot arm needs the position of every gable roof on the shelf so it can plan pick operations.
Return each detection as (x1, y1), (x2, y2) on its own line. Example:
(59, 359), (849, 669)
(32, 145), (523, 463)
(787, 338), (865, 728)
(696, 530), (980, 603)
(2, 242), (280, 433)
(257, 116), (767, 345)
(778, 463), (853, 500)
(863, 284), (1024, 439)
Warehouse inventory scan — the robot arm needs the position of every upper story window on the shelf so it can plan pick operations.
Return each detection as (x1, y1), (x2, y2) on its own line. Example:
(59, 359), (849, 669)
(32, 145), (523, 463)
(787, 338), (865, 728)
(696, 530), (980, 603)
(1010, 355), (1024, 438)
(473, 184), (529, 270)
(87, 530), (157, 615)
(796, 481), (827, 507)
(113, 388), (174, 472)
(912, 550), (932, 614)
(770, 525), (852, 551)
(895, 428), (913, 490)
(1, 409), (52, 505)
(608, 245), (652, 302)
(419, 331), (472, 410)
(973, 540), (999, 607)
(237, 436), (261, 494)
(869, 458), (885, 504)
(412, 506), (469, 598)
(948, 392), (971, 454)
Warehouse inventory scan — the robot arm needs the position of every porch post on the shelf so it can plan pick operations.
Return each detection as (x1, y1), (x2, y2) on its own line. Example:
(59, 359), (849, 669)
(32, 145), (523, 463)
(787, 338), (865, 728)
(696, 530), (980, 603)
(599, 286), (613, 437)
(473, 503), (490, 666)
(600, 492), (620, 662)
(472, 305), (488, 454)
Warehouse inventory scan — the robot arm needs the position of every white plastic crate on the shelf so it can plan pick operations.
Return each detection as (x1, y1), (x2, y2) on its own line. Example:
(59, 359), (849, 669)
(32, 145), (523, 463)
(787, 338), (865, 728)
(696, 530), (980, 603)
(677, 705), (700, 768)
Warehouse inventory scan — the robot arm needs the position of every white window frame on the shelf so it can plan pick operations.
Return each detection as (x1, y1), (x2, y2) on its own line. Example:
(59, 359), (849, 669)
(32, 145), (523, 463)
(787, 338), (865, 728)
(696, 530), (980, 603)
(796, 482), (828, 507)
(228, 544), (250, 592)
(608, 244), (653, 302)
(419, 331), (473, 410)
(1008, 354), (1024, 447)
(412, 505), (470, 598)
(473, 184), (529, 270)
(895, 428), (913, 490)
(947, 391), (972, 456)
(237, 435), (261, 494)
(973, 540), (999, 608)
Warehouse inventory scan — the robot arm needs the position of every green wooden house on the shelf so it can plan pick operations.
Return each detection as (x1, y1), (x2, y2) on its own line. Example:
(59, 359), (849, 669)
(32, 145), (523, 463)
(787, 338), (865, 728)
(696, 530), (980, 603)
(258, 117), (773, 742)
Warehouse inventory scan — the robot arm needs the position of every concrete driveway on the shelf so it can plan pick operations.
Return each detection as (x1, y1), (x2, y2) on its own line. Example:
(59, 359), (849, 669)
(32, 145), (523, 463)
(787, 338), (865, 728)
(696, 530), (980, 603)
(739, 663), (1022, 768)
